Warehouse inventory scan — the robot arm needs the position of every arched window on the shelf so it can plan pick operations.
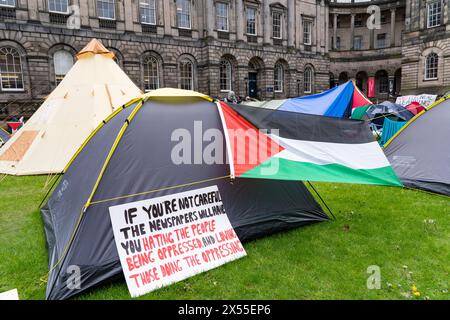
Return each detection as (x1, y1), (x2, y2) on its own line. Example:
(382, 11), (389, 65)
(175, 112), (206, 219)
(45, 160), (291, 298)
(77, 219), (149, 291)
(143, 56), (160, 91)
(219, 59), (232, 92)
(304, 67), (313, 94)
(425, 53), (438, 80)
(274, 63), (284, 92)
(0, 46), (24, 91)
(179, 58), (194, 90)
(53, 50), (73, 85)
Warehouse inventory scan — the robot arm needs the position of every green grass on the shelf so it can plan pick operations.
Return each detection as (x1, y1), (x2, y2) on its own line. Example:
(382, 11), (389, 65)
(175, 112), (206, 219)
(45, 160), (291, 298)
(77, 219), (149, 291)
(0, 176), (449, 300)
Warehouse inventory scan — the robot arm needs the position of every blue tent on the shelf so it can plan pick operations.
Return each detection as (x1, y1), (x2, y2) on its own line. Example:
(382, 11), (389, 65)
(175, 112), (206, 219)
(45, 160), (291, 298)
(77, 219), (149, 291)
(278, 81), (355, 117)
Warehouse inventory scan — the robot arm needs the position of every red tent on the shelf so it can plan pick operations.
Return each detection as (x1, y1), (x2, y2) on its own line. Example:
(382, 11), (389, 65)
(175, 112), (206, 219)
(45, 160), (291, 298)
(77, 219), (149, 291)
(351, 81), (372, 109)
(405, 101), (426, 115)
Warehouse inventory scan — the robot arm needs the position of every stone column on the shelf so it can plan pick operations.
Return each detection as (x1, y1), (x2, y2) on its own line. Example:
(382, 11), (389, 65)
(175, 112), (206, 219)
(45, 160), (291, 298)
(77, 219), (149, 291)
(390, 8), (396, 46)
(206, 0), (215, 38)
(163, 0), (172, 36)
(325, 5), (329, 52)
(350, 13), (355, 49)
(263, 0), (271, 44)
(236, 0), (244, 41)
(123, 0), (134, 31)
(27, 0), (39, 21)
(333, 13), (338, 50)
(287, 0), (295, 47)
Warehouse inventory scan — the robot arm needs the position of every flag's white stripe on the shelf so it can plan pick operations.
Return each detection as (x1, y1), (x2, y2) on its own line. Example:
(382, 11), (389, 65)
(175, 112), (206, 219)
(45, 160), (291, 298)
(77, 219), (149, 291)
(270, 135), (390, 170)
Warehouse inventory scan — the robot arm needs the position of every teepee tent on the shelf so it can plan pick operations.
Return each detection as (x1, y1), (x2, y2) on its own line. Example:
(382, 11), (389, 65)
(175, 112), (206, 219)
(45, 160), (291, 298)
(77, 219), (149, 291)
(0, 39), (142, 175)
(384, 96), (450, 196)
(42, 89), (329, 299)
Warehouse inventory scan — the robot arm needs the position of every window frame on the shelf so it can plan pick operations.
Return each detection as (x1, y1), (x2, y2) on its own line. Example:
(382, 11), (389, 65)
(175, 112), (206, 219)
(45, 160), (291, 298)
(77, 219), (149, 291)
(304, 67), (313, 94)
(48, 0), (69, 14)
(427, 1), (442, 28)
(0, 0), (16, 8)
(143, 55), (160, 91)
(53, 50), (74, 85)
(353, 35), (362, 50)
(179, 58), (194, 90)
(140, 0), (156, 25)
(303, 19), (313, 45)
(216, 2), (229, 32)
(246, 6), (257, 36)
(97, 0), (116, 20)
(376, 33), (387, 49)
(273, 63), (284, 93)
(176, 0), (192, 30)
(424, 52), (439, 80)
(272, 11), (282, 39)
(0, 46), (25, 92)
(219, 59), (232, 92)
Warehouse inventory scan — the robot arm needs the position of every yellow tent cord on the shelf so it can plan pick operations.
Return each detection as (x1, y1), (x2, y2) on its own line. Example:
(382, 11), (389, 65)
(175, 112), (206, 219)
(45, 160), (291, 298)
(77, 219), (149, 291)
(89, 175), (231, 206)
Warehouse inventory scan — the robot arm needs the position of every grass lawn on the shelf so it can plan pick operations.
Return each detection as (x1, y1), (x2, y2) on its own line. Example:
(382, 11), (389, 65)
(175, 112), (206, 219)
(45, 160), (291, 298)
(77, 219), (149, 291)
(0, 175), (448, 300)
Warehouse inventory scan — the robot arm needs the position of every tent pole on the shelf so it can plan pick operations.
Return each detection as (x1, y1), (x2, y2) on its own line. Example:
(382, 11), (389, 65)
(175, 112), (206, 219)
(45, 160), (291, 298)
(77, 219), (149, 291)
(307, 181), (336, 220)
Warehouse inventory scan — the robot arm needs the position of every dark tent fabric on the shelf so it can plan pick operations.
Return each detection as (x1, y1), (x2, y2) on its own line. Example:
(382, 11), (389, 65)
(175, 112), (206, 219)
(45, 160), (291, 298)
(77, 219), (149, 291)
(41, 92), (328, 300)
(384, 96), (450, 196)
(0, 128), (10, 145)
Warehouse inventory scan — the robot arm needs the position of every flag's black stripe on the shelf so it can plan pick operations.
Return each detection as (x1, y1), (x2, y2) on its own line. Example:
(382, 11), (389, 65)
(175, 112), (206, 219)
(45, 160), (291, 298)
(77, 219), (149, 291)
(228, 103), (375, 144)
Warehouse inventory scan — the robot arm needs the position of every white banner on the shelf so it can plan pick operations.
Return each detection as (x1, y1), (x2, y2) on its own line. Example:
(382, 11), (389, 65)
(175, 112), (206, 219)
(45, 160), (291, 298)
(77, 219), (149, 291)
(109, 185), (246, 298)
(395, 94), (437, 108)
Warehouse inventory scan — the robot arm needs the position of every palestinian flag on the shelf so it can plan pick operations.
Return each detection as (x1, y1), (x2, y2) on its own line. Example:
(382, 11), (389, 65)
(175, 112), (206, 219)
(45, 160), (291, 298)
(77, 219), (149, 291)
(218, 102), (402, 186)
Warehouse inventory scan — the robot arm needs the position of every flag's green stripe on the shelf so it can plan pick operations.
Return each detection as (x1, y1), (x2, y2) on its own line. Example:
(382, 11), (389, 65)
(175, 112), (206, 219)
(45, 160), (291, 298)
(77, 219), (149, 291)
(240, 157), (403, 186)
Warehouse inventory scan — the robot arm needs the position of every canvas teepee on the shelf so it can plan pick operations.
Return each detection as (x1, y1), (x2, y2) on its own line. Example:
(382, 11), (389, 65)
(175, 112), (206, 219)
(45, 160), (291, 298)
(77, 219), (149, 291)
(0, 39), (142, 175)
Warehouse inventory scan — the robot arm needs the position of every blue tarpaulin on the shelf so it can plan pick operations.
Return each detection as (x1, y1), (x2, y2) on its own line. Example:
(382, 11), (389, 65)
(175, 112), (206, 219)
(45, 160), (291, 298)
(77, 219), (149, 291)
(381, 117), (406, 146)
(278, 81), (354, 117)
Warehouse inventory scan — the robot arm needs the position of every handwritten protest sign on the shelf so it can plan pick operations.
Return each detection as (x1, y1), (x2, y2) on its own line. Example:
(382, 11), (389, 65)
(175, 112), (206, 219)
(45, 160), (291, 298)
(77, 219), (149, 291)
(109, 185), (246, 298)
(395, 94), (437, 108)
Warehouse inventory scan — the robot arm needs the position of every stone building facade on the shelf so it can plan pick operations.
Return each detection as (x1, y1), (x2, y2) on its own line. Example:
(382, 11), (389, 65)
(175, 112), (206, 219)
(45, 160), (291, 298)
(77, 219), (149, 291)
(0, 0), (450, 120)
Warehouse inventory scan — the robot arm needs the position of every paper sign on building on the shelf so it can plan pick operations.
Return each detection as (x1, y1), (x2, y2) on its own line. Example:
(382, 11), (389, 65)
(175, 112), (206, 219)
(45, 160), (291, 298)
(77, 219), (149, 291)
(109, 185), (246, 298)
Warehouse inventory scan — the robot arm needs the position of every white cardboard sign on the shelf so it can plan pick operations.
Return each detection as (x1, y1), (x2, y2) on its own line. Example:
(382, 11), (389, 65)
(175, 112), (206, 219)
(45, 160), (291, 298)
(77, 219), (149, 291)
(0, 289), (19, 300)
(109, 185), (246, 298)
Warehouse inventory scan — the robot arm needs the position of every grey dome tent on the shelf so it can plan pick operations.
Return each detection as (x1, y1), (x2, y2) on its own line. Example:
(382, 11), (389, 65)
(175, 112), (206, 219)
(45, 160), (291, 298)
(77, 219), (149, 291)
(41, 89), (328, 300)
(384, 96), (450, 196)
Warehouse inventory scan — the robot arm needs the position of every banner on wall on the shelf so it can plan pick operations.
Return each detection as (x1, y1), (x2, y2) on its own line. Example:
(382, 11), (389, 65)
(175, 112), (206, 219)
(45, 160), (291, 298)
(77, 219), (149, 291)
(367, 77), (375, 98)
(109, 185), (246, 298)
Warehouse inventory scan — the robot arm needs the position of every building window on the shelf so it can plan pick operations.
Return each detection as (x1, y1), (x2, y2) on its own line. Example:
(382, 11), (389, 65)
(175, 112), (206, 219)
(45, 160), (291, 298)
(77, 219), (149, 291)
(272, 12), (282, 39)
(97, 0), (115, 20)
(427, 1), (441, 28)
(425, 53), (439, 80)
(376, 33), (387, 48)
(219, 59), (232, 92)
(216, 2), (228, 32)
(176, 0), (191, 29)
(304, 67), (313, 93)
(336, 36), (341, 50)
(246, 7), (256, 35)
(54, 50), (73, 85)
(0, 46), (24, 91)
(179, 58), (193, 90)
(0, 0), (15, 7)
(140, 0), (156, 25)
(354, 14), (363, 27)
(354, 36), (362, 49)
(274, 63), (284, 93)
(48, 0), (68, 13)
(303, 19), (312, 45)
(143, 56), (160, 91)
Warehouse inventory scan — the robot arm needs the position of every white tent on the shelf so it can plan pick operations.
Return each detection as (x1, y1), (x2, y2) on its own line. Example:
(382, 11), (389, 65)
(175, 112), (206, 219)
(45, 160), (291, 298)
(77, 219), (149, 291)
(0, 39), (142, 175)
